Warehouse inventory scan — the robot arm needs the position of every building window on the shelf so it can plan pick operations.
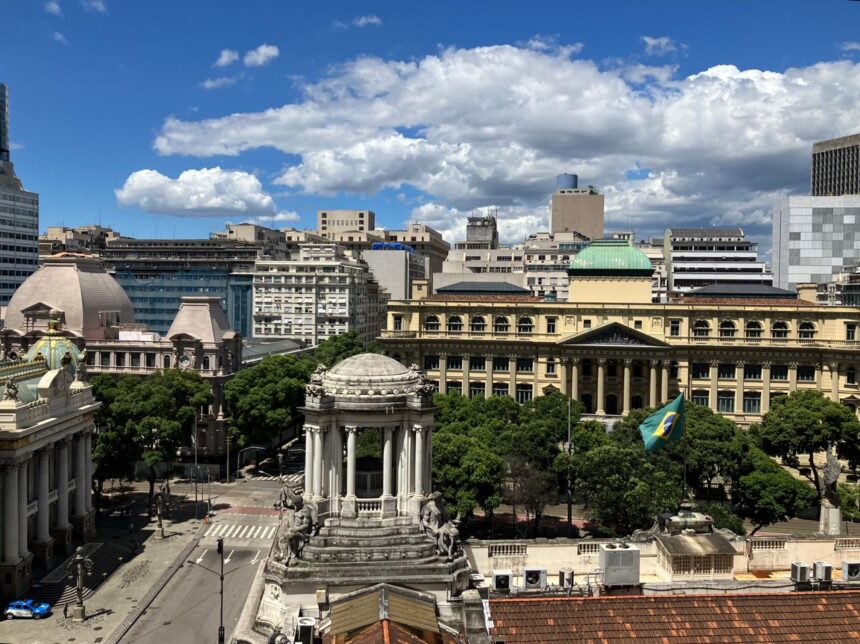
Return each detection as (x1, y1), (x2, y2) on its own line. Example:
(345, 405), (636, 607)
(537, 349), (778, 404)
(670, 361), (679, 379)
(101, 352), (110, 367)
(582, 361), (592, 377)
(693, 320), (711, 337)
(718, 363), (736, 379)
(470, 316), (487, 333)
(164, 355), (171, 369)
(424, 355), (439, 370)
(492, 357), (509, 372)
(771, 321), (789, 340)
(633, 320), (643, 330)
(583, 319), (592, 329)
(446, 381), (462, 395)
(745, 321), (763, 339)
(669, 319), (681, 337)
(798, 322), (816, 340)
(744, 364), (762, 381)
(691, 363), (709, 379)
(423, 315), (440, 332)
(546, 358), (556, 375)
(145, 353), (156, 368)
(115, 352), (125, 367)
(517, 317), (534, 334)
(691, 391), (709, 407)
(848, 367), (856, 385)
(847, 324), (858, 341)
(492, 383), (508, 397)
(719, 320), (737, 338)
(469, 382), (485, 399)
(717, 391), (735, 413)
(469, 356), (486, 371)
(516, 357), (534, 373)
(546, 317), (557, 334)
(770, 364), (788, 381)
(493, 316), (510, 333)
(743, 392), (761, 414)
(516, 384), (533, 404)
(797, 365), (816, 381)
(447, 356), (463, 370)
(447, 316), (463, 333)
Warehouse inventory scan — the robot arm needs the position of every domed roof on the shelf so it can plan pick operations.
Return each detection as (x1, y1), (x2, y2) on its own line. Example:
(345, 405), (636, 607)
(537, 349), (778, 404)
(22, 310), (86, 373)
(569, 239), (653, 275)
(4, 254), (135, 340)
(328, 353), (411, 378)
(308, 353), (432, 401)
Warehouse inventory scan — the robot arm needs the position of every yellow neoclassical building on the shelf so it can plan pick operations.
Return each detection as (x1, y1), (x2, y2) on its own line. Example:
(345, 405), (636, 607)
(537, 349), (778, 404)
(379, 240), (860, 424)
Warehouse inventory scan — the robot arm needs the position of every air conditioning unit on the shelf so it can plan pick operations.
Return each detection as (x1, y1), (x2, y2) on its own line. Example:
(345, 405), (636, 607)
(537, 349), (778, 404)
(814, 561), (832, 582)
(295, 617), (315, 644)
(558, 568), (573, 588)
(843, 561), (860, 582)
(599, 543), (640, 586)
(790, 562), (811, 583)
(523, 567), (547, 590)
(492, 570), (513, 592)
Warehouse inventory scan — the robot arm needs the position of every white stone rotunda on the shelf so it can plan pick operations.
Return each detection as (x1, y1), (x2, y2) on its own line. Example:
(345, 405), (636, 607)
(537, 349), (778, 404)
(236, 353), (470, 643)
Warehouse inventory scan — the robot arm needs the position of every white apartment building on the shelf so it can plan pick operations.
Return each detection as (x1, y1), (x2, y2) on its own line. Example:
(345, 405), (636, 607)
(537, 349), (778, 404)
(252, 244), (386, 347)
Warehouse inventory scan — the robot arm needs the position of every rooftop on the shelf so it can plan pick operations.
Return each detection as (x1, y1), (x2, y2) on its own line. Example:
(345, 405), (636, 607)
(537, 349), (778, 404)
(667, 227), (744, 238)
(683, 283), (796, 299)
(568, 239), (653, 276)
(436, 281), (531, 295)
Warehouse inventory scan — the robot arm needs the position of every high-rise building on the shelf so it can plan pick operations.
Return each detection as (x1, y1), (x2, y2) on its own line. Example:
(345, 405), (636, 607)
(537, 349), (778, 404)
(0, 83), (39, 306)
(811, 133), (860, 196)
(361, 243), (428, 300)
(549, 173), (604, 240)
(39, 224), (123, 256)
(455, 214), (499, 250)
(317, 209), (375, 239)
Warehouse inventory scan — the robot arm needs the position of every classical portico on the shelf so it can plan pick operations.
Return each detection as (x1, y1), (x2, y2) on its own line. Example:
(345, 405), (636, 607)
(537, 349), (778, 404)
(300, 353), (436, 521)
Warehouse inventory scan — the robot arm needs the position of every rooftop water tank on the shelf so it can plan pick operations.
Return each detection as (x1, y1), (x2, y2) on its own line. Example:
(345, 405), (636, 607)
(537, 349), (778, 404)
(556, 173), (578, 189)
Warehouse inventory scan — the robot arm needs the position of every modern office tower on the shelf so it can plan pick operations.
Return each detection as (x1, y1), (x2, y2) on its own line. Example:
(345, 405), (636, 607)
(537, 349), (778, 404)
(455, 214), (499, 250)
(252, 244), (386, 346)
(317, 209), (375, 238)
(811, 133), (860, 196)
(361, 243), (428, 300)
(99, 225), (288, 336)
(39, 224), (123, 256)
(662, 228), (773, 294)
(549, 173), (604, 240)
(0, 83), (39, 306)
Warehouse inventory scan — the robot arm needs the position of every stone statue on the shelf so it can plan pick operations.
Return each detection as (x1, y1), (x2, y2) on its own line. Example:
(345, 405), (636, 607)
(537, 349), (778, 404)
(420, 494), (442, 537)
(824, 446), (842, 507)
(65, 546), (94, 621)
(436, 520), (461, 560)
(3, 379), (17, 401)
(420, 494), (461, 559)
(629, 520), (661, 543)
(306, 364), (327, 398)
(276, 503), (314, 565)
(74, 361), (88, 383)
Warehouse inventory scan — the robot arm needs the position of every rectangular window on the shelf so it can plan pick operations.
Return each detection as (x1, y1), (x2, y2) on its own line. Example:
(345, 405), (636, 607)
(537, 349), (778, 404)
(492, 357), (509, 372)
(115, 352), (125, 367)
(492, 383), (509, 397)
(546, 317), (557, 333)
(546, 359), (556, 375)
(145, 353), (156, 368)
(743, 364), (762, 381)
(743, 392), (761, 414)
(848, 324), (857, 341)
(516, 358), (534, 373)
(669, 319), (681, 337)
(634, 320), (643, 330)
(847, 368), (857, 385)
(583, 319), (592, 329)
(424, 355), (440, 370)
(100, 352), (111, 367)
(393, 315), (403, 331)
(516, 384), (533, 404)
(770, 365), (788, 381)
(469, 356), (486, 371)
(582, 361), (593, 377)
(692, 392), (709, 407)
(131, 353), (141, 368)
(469, 383), (485, 399)
(691, 363), (709, 379)
(717, 392), (735, 413)
(445, 381), (462, 395)
(797, 365), (816, 382)
(447, 356), (463, 370)
(718, 363), (736, 379)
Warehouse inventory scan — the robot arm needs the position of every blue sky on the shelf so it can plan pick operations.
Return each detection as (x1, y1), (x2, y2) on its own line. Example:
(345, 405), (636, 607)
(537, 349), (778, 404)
(3, 0), (860, 252)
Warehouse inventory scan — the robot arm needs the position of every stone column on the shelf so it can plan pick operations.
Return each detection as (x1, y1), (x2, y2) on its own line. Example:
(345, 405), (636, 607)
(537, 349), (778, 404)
(596, 359), (606, 415)
(622, 360), (632, 415)
(37, 450), (50, 543)
(439, 353), (447, 395)
(649, 360), (659, 408)
(18, 458), (29, 558)
(56, 438), (70, 529)
(830, 362), (840, 402)
(3, 464), (18, 563)
(413, 425), (425, 497)
(485, 355), (493, 399)
(661, 360), (671, 404)
(709, 360), (719, 411)
(303, 425), (314, 498)
(425, 427), (433, 495)
(761, 362), (771, 415)
(382, 428), (393, 497)
(508, 355), (517, 398)
(560, 358), (570, 397)
(789, 361), (798, 392)
(402, 421), (413, 497)
(735, 361), (745, 415)
(570, 358), (580, 403)
(462, 354), (471, 397)
(84, 432), (93, 512)
(333, 424), (343, 499)
(345, 426), (357, 499)
(312, 427), (324, 499)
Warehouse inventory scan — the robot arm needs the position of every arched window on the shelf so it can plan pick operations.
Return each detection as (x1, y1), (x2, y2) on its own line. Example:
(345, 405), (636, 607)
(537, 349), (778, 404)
(719, 320), (737, 338)
(493, 316), (510, 333)
(771, 321), (789, 339)
(447, 316), (463, 333)
(517, 316), (534, 334)
(470, 316), (487, 333)
(799, 322), (816, 339)
(693, 320), (711, 337)
(423, 315), (440, 332)
(745, 321), (763, 339)
(163, 355), (171, 369)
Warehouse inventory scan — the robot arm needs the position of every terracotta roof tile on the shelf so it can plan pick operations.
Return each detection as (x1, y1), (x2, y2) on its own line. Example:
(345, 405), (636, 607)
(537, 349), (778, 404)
(489, 591), (860, 643)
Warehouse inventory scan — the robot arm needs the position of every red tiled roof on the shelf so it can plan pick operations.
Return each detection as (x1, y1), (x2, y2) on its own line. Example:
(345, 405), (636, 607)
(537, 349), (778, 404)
(489, 591), (860, 643)
(326, 619), (458, 644)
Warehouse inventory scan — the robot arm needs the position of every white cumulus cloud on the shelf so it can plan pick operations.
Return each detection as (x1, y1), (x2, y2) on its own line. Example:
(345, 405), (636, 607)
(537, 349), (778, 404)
(353, 15), (382, 27)
(641, 35), (677, 56)
(214, 48), (239, 67)
(842, 42), (860, 52)
(243, 44), (279, 67)
(115, 167), (277, 217)
(200, 75), (240, 90)
(45, 1), (62, 15)
(81, 0), (106, 12)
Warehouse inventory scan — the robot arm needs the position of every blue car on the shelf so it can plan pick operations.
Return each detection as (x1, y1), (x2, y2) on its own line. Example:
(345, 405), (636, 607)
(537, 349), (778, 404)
(5, 599), (51, 620)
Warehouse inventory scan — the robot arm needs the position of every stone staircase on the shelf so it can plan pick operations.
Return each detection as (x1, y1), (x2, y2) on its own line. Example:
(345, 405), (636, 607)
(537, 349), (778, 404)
(29, 542), (133, 607)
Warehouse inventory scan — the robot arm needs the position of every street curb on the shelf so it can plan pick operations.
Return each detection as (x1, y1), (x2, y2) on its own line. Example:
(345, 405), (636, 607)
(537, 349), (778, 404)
(104, 522), (206, 644)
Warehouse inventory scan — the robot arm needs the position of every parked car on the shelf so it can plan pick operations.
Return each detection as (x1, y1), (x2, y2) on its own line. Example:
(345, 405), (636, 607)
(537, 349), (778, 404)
(5, 599), (51, 620)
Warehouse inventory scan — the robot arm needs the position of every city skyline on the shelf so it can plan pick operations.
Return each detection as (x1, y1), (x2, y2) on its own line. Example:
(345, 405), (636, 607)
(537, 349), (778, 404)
(4, 1), (860, 253)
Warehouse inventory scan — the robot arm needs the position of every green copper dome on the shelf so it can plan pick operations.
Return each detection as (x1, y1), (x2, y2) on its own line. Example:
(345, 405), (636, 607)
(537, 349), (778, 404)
(22, 310), (86, 374)
(568, 239), (654, 276)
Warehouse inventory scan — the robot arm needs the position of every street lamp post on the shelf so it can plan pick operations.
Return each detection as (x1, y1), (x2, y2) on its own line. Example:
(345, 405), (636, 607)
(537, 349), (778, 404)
(217, 536), (225, 644)
(566, 395), (573, 539)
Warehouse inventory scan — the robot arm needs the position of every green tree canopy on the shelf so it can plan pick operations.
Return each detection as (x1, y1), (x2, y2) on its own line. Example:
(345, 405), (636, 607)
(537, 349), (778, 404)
(312, 332), (370, 367)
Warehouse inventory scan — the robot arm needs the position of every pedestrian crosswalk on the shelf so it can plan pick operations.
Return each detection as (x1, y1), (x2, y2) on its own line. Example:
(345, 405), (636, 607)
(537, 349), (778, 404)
(244, 472), (304, 484)
(204, 523), (278, 541)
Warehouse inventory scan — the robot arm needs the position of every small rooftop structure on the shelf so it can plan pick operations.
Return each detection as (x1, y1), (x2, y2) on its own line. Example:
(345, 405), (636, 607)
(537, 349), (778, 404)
(166, 296), (236, 343)
(435, 281), (531, 296)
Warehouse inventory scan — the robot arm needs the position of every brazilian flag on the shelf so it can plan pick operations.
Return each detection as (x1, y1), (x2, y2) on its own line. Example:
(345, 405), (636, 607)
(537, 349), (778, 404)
(638, 394), (685, 453)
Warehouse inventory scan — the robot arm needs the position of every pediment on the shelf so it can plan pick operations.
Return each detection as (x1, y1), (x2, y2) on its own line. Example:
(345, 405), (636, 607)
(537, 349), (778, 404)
(557, 322), (671, 348)
(20, 301), (63, 315)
